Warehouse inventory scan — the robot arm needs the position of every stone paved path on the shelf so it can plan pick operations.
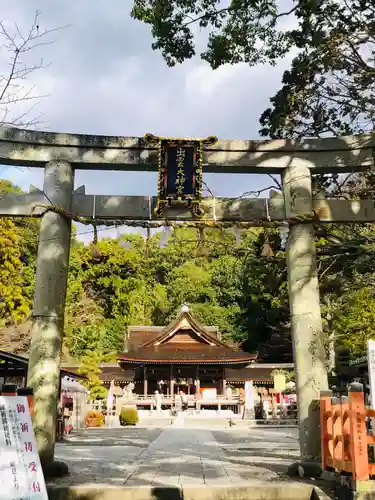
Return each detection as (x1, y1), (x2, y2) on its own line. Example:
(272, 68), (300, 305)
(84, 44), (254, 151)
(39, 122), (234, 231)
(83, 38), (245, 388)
(125, 428), (241, 486)
(52, 427), (299, 487)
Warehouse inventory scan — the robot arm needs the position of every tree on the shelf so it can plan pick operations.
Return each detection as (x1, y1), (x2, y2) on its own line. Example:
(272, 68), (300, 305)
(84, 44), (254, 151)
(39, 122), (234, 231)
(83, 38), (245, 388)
(131, 1), (374, 141)
(65, 234), (171, 357)
(0, 10), (65, 127)
(76, 351), (108, 400)
(238, 229), (292, 361)
(131, 0), (294, 68)
(259, 1), (375, 138)
(0, 181), (39, 330)
(329, 286), (375, 357)
(0, 217), (31, 325)
(255, 0), (375, 307)
(0, 180), (39, 300)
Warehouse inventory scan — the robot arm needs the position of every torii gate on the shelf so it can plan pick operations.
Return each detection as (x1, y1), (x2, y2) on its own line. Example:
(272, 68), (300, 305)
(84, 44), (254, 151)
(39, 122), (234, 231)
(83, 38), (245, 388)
(1, 126), (374, 468)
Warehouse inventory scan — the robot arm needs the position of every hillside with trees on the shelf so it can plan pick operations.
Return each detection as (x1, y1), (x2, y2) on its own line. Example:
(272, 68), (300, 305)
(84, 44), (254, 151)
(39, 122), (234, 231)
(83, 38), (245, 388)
(1, 177), (375, 369)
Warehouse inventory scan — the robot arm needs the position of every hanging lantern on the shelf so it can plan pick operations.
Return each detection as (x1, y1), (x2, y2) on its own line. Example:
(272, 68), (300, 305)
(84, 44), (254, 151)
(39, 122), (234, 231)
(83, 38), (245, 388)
(261, 229), (274, 258)
(195, 226), (208, 257)
(279, 223), (290, 250)
(116, 224), (131, 248)
(144, 133), (218, 217)
(159, 226), (172, 248)
(90, 224), (102, 261)
(233, 226), (242, 245)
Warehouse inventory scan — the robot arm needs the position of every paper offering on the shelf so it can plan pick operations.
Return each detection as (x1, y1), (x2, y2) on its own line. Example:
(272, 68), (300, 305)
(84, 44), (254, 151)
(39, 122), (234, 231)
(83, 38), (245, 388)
(0, 396), (48, 500)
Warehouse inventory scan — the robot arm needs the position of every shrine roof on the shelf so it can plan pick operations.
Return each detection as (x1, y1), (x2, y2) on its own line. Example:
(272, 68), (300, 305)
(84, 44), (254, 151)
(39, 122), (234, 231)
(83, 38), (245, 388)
(61, 362), (134, 383)
(118, 307), (256, 365)
(118, 344), (256, 365)
(127, 325), (220, 351)
(0, 350), (87, 380)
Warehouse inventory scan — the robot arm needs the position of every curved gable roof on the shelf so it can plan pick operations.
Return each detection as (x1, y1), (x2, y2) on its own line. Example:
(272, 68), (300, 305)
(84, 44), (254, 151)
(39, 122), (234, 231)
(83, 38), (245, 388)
(117, 308), (257, 365)
(141, 310), (226, 348)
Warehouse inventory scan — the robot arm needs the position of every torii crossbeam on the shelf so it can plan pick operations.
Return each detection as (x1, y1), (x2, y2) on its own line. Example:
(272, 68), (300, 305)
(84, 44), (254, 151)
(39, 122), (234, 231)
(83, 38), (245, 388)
(1, 188), (375, 223)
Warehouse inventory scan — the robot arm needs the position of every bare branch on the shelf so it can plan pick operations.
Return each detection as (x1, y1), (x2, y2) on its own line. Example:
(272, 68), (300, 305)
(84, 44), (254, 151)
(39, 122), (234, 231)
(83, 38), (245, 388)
(0, 10), (68, 128)
(319, 256), (339, 279)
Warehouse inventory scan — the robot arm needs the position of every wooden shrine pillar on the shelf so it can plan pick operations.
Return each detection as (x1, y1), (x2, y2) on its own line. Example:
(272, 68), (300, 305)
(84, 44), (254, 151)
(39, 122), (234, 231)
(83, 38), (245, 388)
(143, 366), (148, 397)
(170, 365), (174, 401)
(222, 367), (227, 396)
(195, 366), (200, 411)
(195, 366), (200, 394)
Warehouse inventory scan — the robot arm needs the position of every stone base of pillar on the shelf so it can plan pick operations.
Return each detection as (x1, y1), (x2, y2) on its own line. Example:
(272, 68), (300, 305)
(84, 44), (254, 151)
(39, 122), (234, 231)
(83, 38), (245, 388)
(43, 460), (69, 479)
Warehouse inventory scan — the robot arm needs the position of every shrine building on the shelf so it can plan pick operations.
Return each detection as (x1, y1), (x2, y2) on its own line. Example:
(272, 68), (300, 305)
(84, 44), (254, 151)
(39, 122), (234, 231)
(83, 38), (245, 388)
(63, 306), (293, 402)
(118, 305), (256, 399)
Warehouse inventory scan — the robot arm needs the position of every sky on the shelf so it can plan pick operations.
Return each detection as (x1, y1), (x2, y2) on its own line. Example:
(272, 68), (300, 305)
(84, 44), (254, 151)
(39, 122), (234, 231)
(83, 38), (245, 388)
(0, 0), (297, 242)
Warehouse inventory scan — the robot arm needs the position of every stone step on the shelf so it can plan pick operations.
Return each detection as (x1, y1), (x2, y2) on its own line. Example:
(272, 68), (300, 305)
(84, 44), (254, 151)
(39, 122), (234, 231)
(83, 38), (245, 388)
(137, 417), (298, 429)
(231, 418), (298, 428)
(47, 483), (330, 500)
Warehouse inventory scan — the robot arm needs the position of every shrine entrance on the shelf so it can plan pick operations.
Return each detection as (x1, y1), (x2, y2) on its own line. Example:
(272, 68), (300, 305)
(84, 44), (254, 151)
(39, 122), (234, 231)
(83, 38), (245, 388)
(1, 126), (374, 467)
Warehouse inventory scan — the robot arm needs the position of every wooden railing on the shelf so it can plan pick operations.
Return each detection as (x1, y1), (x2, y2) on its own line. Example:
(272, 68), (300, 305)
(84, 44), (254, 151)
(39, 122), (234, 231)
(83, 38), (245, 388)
(320, 383), (375, 481)
(89, 394), (241, 411)
(127, 395), (241, 401)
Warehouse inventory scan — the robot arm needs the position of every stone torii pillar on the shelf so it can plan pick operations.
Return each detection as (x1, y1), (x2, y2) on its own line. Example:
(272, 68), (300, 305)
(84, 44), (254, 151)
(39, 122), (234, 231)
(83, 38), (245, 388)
(27, 160), (74, 469)
(282, 165), (328, 462)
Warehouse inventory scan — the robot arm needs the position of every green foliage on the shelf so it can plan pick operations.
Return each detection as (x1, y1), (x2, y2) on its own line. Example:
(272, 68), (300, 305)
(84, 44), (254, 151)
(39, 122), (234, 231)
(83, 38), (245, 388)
(333, 287), (375, 356)
(130, 1), (374, 143)
(4, 177), (375, 365)
(0, 181), (39, 326)
(85, 410), (105, 427)
(131, 0), (292, 68)
(119, 406), (139, 426)
(259, 1), (375, 138)
(61, 226), (295, 362)
(0, 218), (31, 325)
(76, 351), (108, 400)
(0, 203), (296, 363)
(237, 229), (291, 359)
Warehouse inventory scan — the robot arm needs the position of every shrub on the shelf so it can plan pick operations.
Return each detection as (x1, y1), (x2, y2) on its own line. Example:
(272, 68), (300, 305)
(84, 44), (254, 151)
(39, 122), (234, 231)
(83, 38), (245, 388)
(119, 406), (139, 426)
(85, 410), (104, 427)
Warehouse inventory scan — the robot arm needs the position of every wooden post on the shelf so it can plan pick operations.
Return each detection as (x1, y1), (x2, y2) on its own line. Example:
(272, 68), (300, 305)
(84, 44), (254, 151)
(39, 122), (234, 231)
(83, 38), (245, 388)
(143, 366), (148, 397)
(320, 390), (332, 471)
(340, 395), (350, 468)
(27, 160), (74, 467)
(332, 397), (343, 470)
(283, 165), (329, 461)
(222, 367), (226, 396)
(170, 365), (174, 404)
(195, 366), (200, 393)
(195, 366), (200, 411)
(348, 382), (369, 481)
(271, 390), (277, 419)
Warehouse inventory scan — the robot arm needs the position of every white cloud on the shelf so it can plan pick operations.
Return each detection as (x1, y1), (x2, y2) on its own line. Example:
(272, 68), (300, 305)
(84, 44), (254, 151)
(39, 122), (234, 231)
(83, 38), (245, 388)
(185, 63), (244, 98)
